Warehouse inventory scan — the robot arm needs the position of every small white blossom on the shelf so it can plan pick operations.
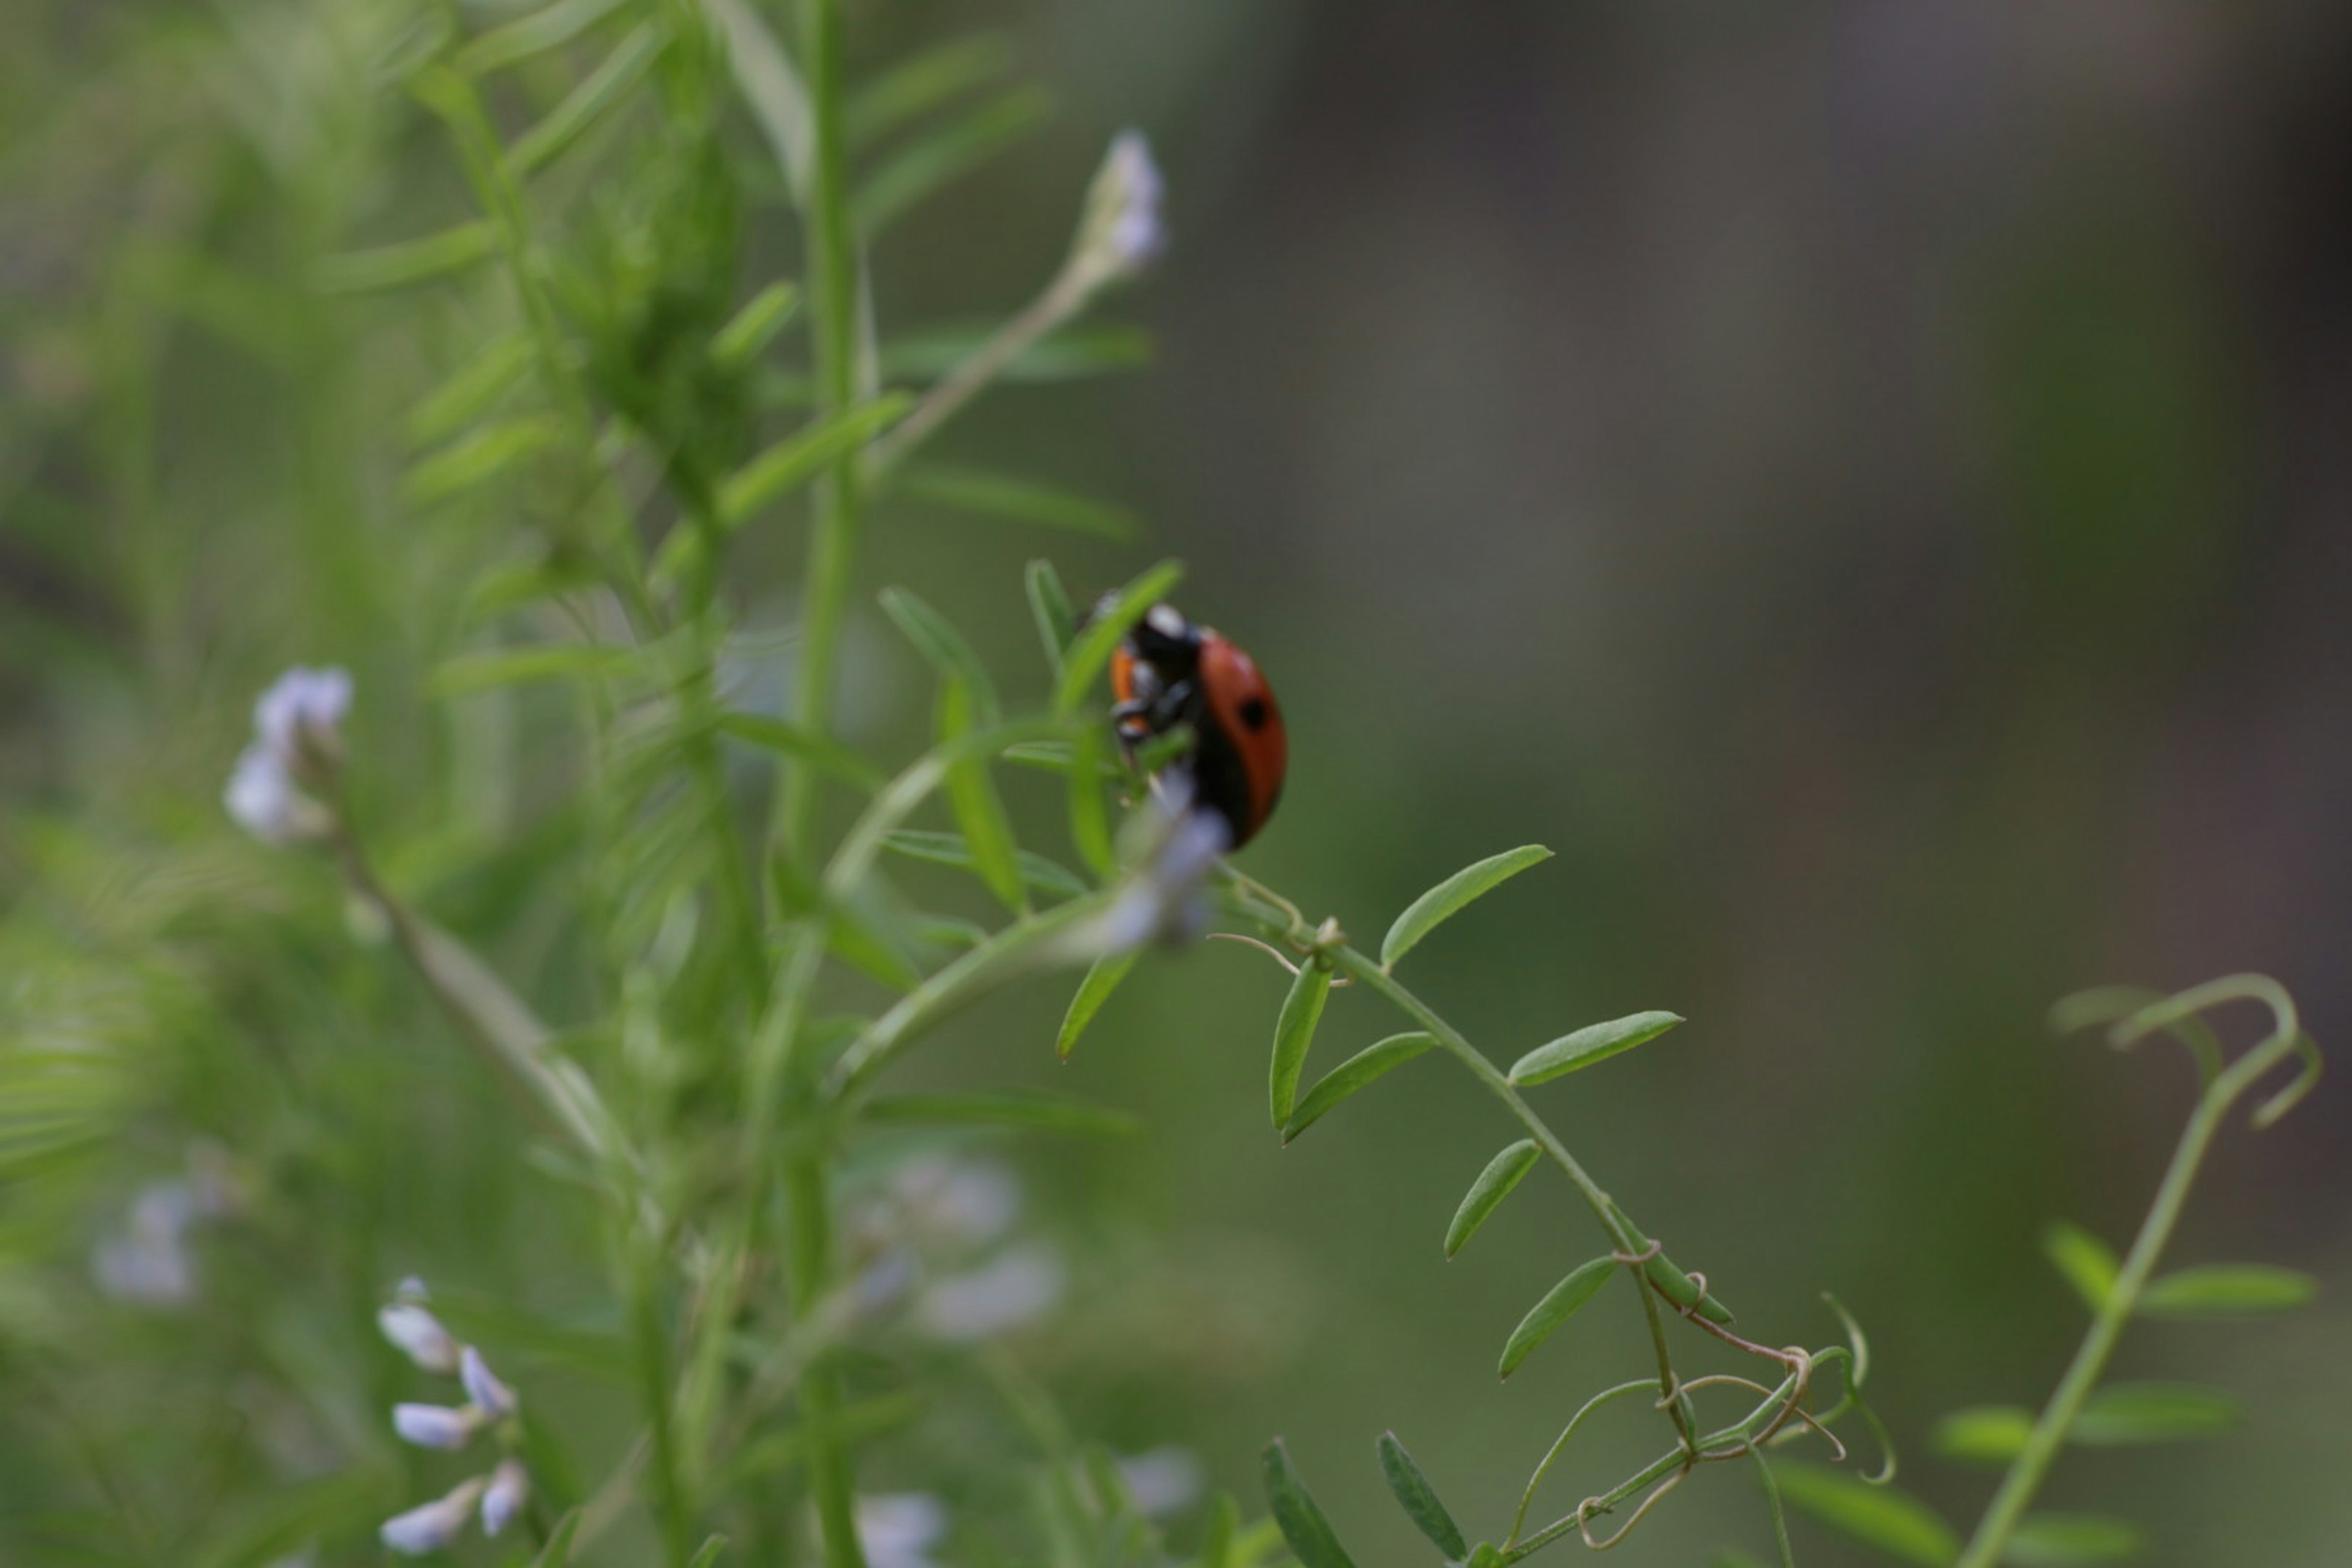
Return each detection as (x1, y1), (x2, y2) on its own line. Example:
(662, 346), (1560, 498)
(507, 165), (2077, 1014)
(377, 1285), (462, 1376)
(1117, 1446), (1205, 1517)
(459, 1345), (516, 1419)
(917, 1242), (1065, 1343)
(1068, 792), (1230, 958)
(856, 1493), (948, 1568)
(1070, 130), (1166, 288)
(480, 1458), (530, 1537)
(380, 1476), (488, 1556)
(392, 1402), (483, 1451)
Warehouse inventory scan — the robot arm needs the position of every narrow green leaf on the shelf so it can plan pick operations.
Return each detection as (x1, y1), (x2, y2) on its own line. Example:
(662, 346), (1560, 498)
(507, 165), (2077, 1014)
(686, 1536), (729, 1568)
(314, 221), (494, 292)
(2139, 1262), (2316, 1317)
(1446, 1139), (1542, 1258)
(938, 677), (1027, 916)
(717, 713), (884, 788)
(1601, 1202), (1736, 1324)
(1509, 1011), (1684, 1087)
(1198, 1492), (1240, 1568)
(897, 463), (1140, 541)
(1055, 950), (1140, 1067)
(1065, 721), (1114, 877)
(2042, 1221), (2119, 1313)
(2003, 1513), (2142, 1566)
(505, 20), (667, 176)
(1026, 559), (1076, 681)
(710, 281), (801, 369)
(715, 394), (912, 524)
(533, 1510), (584, 1567)
(862, 1089), (1139, 1137)
(1381, 845), (1553, 969)
(704, 0), (812, 198)
(1268, 959), (1334, 1128)
(883, 830), (1087, 898)
(883, 320), (1152, 383)
(457, 0), (633, 75)
(1498, 1256), (1615, 1378)
(404, 335), (534, 448)
(1768, 1460), (1959, 1567)
(402, 415), (565, 505)
(1282, 1033), (1436, 1143)
(429, 644), (633, 698)
(1932, 1406), (2034, 1466)
(2073, 1382), (2238, 1445)
(1375, 1432), (1466, 1559)
(855, 86), (1052, 233)
(847, 33), (1017, 148)
(1055, 559), (1184, 713)
(881, 585), (998, 717)
(1261, 1441), (1356, 1568)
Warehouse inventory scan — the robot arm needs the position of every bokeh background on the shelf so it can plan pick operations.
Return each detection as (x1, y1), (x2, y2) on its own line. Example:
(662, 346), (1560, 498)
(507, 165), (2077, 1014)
(6, 1), (2351, 1563)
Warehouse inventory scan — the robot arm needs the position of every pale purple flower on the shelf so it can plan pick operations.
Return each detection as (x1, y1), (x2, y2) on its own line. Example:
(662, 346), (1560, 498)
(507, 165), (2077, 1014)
(380, 1476), (488, 1556)
(1072, 131), (1166, 287)
(917, 1242), (1065, 1343)
(225, 666), (350, 844)
(1068, 791), (1230, 958)
(480, 1458), (530, 1537)
(890, 1156), (1022, 1251)
(1117, 1446), (1205, 1517)
(459, 1345), (516, 1419)
(392, 1402), (482, 1451)
(91, 1177), (214, 1306)
(377, 1281), (462, 1376)
(856, 1493), (948, 1568)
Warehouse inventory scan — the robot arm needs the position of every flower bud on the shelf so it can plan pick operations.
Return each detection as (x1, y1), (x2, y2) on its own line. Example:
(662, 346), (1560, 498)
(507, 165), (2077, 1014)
(391, 1402), (482, 1451)
(480, 1458), (530, 1537)
(459, 1344), (516, 1419)
(1068, 131), (1165, 290)
(380, 1476), (487, 1556)
(377, 1300), (462, 1376)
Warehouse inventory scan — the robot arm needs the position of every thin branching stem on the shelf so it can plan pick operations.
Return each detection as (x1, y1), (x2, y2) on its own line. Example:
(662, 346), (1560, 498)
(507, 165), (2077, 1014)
(1954, 977), (2306, 1568)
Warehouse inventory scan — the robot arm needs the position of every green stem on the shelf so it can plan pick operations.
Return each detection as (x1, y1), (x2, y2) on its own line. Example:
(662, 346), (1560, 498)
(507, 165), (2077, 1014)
(631, 1242), (695, 1568)
(1954, 978), (2304, 1568)
(787, 1158), (867, 1568)
(781, 0), (864, 865)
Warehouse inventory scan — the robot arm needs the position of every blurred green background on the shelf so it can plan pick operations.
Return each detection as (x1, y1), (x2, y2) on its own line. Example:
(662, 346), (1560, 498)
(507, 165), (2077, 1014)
(5, 1), (2350, 1563)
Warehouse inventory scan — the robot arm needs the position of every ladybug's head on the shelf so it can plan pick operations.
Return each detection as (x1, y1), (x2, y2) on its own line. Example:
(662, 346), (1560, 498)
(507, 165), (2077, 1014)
(1121, 601), (1201, 669)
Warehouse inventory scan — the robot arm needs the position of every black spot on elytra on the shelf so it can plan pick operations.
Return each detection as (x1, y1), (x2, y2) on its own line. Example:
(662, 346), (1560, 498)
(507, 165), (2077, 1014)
(1238, 696), (1268, 730)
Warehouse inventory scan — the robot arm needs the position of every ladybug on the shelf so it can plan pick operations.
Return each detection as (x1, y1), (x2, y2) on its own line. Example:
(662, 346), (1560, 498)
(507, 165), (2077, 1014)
(1107, 601), (1287, 848)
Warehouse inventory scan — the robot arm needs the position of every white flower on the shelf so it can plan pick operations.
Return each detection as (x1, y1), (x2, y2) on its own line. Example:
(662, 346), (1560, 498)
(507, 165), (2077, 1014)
(856, 1493), (948, 1568)
(480, 1458), (530, 1537)
(380, 1476), (488, 1556)
(1065, 791), (1230, 959)
(377, 1286), (462, 1377)
(392, 1402), (483, 1451)
(916, 1242), (1065, 1343)
(225, 666), (350, 844)
(1117, 1446), (1205, 1518)
(459, 1345), (516, 1419)
(1071, 130), (1166, 287)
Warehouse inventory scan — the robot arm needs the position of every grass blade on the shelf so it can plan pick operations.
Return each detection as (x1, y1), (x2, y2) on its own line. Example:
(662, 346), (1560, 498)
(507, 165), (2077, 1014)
(1498, 1256), (1615, 1378)
(1375, 1432), (1466, 1559)
(1381, 845), (1552, 970)
(1508, 1011), (1684, 1087)
(1282, 1033), (1434, 1144)
(1446, 1139), (1540, 1258)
